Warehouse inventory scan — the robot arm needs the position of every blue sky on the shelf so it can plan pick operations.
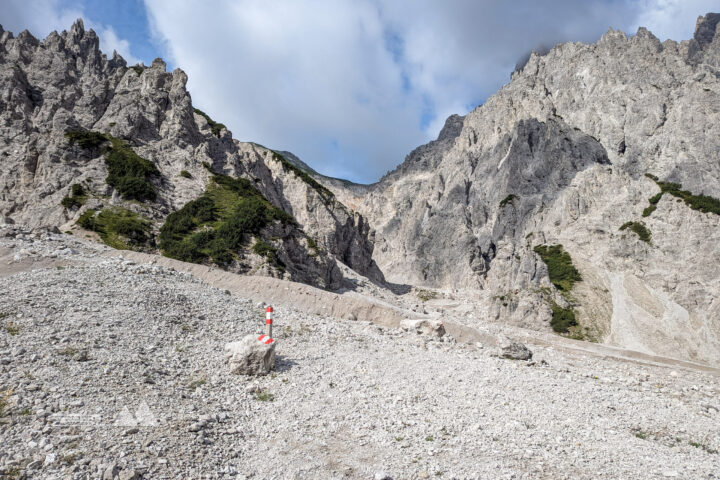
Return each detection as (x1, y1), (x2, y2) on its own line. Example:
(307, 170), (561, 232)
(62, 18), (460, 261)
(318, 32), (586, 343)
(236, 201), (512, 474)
(1, 0), (718, 183)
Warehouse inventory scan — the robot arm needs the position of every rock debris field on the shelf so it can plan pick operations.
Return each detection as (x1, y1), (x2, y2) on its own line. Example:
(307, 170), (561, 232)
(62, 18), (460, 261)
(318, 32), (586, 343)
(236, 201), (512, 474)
(1, 225), (719, 479)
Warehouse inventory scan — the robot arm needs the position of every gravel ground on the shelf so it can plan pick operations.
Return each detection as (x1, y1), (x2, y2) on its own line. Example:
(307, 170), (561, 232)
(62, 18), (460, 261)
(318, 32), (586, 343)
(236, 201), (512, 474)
(0, 225), (719, 479)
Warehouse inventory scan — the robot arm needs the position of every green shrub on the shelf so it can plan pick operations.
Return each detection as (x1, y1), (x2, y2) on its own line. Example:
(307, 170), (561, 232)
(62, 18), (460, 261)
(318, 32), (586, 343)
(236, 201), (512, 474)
(105, 137), (160, 201)
(645, 174), (720, 216)
(65, 129), (107, 149)
(252, 239), (277, 260)
(131, 65), (145, 75)
(76, 207), (153, 250)
(159, 173), (295, 265)
(71, 184), (86, 197)
(499, 194), (518, 208)
(620, 221), (652, 244)
(66, 131), (160, 202)
(61, 183), (87, 209)
(641, 205), (657, 217)
(648, 192), (663, 205)
(180, 170), (192, 179)
(271, 152), (334, 203)
(533, 244), (582, 292)
(550, 302), (577, 333)
(193, 108), (226, 137)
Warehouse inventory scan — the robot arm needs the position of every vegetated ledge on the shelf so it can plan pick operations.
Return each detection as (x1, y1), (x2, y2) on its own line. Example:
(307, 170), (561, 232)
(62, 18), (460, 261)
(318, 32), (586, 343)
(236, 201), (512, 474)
(65, 130), (160, 202)
(533, 244), (582, 336)
(193, 108), (226, 137)
(644, 173), (720, 216)
(499, 194), (518, 208)
(271, 152), (335, 203)
(620, 221), (652, 244)
(77, 206), (154, 251)
(158, 173), (295, 268)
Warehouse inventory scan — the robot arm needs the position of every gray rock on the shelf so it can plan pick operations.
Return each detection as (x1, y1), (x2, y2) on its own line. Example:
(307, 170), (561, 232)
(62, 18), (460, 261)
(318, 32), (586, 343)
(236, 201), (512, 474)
(498, 336), (533, 361)
(224, 335), (276, 375)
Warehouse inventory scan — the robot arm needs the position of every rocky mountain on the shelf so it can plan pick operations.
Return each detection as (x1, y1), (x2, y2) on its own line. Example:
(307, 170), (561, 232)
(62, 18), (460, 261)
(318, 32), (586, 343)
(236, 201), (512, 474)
(320, 13), (720, 365)
(1, 14), (719, 367)
(0, 19), (383, 289)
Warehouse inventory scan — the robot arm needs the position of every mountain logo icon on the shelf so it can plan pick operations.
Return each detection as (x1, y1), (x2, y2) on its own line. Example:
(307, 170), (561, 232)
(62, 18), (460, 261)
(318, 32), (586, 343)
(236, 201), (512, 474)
(113, 401), (158, 427)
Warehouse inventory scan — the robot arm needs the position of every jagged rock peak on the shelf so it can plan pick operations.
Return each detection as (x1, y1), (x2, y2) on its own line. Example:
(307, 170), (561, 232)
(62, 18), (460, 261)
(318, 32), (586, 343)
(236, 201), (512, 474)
(437, 114), (465, 142)
(694, 12), (720, 46)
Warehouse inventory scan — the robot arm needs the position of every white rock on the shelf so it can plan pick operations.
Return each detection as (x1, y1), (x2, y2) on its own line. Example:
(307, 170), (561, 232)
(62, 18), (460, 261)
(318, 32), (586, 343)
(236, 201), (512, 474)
(224, 335), (276, 375)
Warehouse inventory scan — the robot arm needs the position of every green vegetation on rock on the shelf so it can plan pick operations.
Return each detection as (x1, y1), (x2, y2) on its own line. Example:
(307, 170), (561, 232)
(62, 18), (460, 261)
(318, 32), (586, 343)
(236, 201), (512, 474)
(532, 244), (582, 292)
(61, 183), (87, 209)
(65, 130), (160, 201)
(130, 65), (145, 75)
(620, 221), (652, 243)
(499, 194), (518, 208)
(643, 174), (720, 217)
(271, 152), (334, 203)
(193, 108), (227, 137)
(158, 173), (295, 266)
(77, 207), (153, 250)
(180, 170), (192, 179)
(549, 301), (578, 333)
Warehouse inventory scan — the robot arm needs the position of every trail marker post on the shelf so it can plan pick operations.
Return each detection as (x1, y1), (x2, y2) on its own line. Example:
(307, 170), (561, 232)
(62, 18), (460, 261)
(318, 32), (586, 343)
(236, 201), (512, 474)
(257, 306), (274, 344)
(265, 306), (273, 338)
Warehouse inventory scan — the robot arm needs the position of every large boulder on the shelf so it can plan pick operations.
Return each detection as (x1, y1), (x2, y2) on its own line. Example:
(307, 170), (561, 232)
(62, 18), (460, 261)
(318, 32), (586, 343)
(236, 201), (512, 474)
(497, 335), (533, 360)
(399, 319), (446, 337)
(224, 334), (276, 375)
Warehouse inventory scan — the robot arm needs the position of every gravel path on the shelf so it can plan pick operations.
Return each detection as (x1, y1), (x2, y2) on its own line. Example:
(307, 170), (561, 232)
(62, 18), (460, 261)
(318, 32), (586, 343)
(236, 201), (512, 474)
(1, 226), (719, 479)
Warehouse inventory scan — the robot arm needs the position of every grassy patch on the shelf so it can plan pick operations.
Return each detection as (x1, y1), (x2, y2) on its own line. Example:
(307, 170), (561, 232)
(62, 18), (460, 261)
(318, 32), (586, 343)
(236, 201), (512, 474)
(193, 108), (226, 137)
(549, 301), (577, 333)
(159, 174), (294, 266)
(499, 194), (518, 208)
(5, 321), (20, 336)
(416, 289), (438, 302)
(620, 221), (652, 244)
(180, 170), (192, 179)
(65, 130), (159, 201)
(271, 152), (334, 203)
(533, 244), (582, 292)
(255, 390), (274, 402)
(188, 377), (206, 391)
(77, 207), (153, 250)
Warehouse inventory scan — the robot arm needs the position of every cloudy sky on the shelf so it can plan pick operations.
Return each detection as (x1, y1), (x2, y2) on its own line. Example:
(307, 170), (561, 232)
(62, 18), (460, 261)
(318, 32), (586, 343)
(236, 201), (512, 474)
(1, 0), (717, 183)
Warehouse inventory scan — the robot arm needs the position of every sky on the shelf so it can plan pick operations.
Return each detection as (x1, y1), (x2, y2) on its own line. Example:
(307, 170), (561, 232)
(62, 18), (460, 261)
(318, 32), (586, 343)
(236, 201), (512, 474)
(1, 0), (717, 183)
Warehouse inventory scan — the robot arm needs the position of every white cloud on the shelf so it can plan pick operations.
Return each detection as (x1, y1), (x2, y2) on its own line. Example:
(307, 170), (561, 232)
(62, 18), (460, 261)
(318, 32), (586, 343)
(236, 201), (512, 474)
(145, 0), (659, 182)
(0, 0), (139, 65)
(632, 0), (718, 41)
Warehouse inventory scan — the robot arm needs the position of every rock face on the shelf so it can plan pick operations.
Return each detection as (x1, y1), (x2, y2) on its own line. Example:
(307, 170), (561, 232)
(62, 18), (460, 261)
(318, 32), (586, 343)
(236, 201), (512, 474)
(323, 14), (720, 364)
(0, 19), (382, 289)
(224, 335), (276, 375)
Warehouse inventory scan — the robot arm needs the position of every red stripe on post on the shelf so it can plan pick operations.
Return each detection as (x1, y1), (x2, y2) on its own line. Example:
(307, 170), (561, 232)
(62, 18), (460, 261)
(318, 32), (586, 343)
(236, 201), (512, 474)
(265, 319), (273, 324)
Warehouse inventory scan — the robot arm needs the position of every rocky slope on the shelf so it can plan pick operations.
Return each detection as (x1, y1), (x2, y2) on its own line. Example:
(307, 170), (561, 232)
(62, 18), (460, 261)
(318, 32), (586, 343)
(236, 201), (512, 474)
(1, 225), (719, 479)
(0, 20), (382, 289)
(321, 14), (720, 365)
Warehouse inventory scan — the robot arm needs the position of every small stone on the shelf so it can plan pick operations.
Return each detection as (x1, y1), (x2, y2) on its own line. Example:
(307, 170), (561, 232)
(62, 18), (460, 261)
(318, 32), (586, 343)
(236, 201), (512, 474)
(118, 468), (138, 480)
(374, 472), (392, 480)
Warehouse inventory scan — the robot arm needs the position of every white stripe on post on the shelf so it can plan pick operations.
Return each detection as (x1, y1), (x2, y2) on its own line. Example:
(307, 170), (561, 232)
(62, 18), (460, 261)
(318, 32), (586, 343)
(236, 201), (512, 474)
(265, 306), (273, 339)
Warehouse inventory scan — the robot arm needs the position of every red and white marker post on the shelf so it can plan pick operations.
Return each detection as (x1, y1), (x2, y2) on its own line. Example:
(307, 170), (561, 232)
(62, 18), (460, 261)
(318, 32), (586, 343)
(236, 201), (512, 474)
(257, 306), (274, 345)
